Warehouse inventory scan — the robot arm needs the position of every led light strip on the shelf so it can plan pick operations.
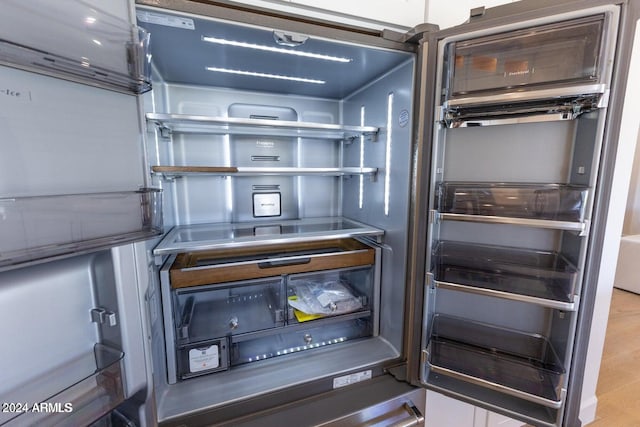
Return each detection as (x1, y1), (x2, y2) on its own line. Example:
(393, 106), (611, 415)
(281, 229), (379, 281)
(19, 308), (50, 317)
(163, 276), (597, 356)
(359, 105), (365, 209)
(384, 93), (393, 216)
(202, 36), (352, 63)
(206, 66), (325, 84)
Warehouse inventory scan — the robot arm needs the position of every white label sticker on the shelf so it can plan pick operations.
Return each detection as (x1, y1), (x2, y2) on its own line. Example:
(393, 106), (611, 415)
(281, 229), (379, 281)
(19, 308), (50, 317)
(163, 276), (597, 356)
(136, 11), (195, 30)
(189, 345), (219, 373)
(332, 370), (372, 389)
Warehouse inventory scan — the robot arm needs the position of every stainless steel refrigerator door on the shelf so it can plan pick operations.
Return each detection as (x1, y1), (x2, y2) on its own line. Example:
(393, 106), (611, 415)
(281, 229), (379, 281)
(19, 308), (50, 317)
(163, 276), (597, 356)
(406, 1), (640, 427)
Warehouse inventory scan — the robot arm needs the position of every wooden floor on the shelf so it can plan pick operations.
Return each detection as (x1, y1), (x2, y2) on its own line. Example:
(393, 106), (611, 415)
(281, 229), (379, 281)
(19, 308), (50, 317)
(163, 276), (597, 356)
(588, 288), (640, 427)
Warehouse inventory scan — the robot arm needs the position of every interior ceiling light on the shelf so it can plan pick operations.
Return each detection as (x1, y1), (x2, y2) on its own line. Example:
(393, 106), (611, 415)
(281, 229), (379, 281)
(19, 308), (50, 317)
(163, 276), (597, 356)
(202, 36), (352, 63)
(205, 67), (325, 84)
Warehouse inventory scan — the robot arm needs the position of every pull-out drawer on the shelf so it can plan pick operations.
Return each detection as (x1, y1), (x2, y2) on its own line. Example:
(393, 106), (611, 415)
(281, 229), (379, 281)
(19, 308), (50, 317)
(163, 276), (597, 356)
(169, 238), (375, 288)
(162, 238), (379, 382)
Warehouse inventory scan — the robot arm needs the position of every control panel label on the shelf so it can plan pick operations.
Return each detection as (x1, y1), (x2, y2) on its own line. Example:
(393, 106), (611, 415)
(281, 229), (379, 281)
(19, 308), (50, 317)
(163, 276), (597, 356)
(332, 370), (372, 389)
(189, 345), (219, 373)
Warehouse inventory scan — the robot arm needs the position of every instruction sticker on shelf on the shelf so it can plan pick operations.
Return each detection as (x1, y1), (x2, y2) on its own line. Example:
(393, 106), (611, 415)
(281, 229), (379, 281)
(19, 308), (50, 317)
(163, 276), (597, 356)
(189, 345), (219, 373)
(332, 370), (372, 389)
(136, 11), (195, 30)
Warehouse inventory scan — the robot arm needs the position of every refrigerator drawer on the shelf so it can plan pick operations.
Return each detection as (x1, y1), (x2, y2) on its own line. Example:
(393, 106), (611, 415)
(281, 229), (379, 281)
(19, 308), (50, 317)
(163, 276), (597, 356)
(436, 182), (588, 222)
(433, 241), (578, 304)
(174, 277), (286, 344)
(229, 317), (372, 366)
(446, 16), (604, 99)
(287, 267), (373, 321)
(427, 315), (565, 408)
(169, 238), (375, 288)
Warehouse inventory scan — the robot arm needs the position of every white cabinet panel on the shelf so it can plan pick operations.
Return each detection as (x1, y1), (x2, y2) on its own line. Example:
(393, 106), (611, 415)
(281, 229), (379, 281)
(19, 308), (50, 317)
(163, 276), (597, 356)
(426, 0), (515, 29)
(228, 0), (422, 30)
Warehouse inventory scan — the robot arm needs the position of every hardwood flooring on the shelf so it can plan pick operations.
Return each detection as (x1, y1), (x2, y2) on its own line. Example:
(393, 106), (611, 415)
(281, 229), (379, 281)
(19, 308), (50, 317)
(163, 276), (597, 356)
(588, 288), (640, 427)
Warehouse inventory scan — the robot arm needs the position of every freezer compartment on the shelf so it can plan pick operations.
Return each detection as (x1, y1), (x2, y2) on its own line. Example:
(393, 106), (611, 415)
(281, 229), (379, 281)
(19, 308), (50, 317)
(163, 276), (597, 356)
(174, 278), (286, 344)
(433, 241), (578, 304)
(445, 16), (604, 99)
(230, 317), (373, 366)
(427, 315), (565, 408)
(169, 238), (375, 288)
(0, 189), (162, 270)
(436, 182), (588, 223)
(1, 344), (125, 426)
(0, 0), (151, 93)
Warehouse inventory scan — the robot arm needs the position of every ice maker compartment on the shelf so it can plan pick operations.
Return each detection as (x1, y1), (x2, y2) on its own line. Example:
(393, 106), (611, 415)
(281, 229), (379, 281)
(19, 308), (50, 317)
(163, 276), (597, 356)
(433, 241), (578, 303)
(428, 315), (565, 407)
(175, 278), (285, 344)
(436, 182), (588, 222)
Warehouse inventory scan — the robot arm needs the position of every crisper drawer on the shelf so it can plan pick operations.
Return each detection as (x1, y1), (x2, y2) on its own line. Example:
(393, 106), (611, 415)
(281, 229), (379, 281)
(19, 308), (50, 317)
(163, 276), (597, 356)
(427, 315), (565, 408)
(169, 238), (375, 288)
(446, 16), (604, 98)
(174, 277), (286, 344)
(436, 182), (588, 222)
(433, 241), (578, 303)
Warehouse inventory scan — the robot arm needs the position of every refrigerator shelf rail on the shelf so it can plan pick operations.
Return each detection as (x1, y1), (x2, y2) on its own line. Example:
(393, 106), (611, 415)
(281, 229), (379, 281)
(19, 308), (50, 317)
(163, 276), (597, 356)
(426, 315), (565, 409)
(441, 90), (606, 128)
(434, 212), (589, 235)
(146, 112), (380, 141)
(0, 0), (151, 94)
(151, 165), (378, 179)
(0, 189), (162, 271)
(0, 344), (125, 427)
(153, 217), (384, 260)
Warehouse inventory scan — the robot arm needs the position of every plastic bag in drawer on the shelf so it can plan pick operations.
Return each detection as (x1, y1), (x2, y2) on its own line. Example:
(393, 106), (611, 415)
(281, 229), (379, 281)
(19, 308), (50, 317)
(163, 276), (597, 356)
(288, 280), (362, 316)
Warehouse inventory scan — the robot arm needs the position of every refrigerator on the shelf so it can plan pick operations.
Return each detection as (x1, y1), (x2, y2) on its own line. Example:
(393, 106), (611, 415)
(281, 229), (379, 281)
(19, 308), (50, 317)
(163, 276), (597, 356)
(0, 0), (638, 426)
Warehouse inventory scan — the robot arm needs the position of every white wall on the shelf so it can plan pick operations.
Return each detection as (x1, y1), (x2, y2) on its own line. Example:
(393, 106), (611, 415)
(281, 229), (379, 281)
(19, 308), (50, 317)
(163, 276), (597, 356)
(230, 0), (425, 30)
(623, 131), (640, 235)
(425, 0), (516, 29)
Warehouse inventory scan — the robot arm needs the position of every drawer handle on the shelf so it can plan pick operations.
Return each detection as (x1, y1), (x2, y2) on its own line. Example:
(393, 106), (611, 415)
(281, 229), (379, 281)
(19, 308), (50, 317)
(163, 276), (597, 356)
(258, 258), (311, 268)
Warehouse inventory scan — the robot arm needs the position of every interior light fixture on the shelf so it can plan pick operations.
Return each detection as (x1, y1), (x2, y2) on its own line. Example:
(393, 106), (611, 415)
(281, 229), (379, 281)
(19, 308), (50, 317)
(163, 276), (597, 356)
(202, 36), (352, 63)
(206, 67), (325, 84)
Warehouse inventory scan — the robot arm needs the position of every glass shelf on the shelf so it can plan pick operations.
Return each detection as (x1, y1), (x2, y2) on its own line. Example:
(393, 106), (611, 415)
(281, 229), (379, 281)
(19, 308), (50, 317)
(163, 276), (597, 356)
(0, 344), (125, 426)
(151, 165), (377, 179)
(432, 241), (578, 310)
(427, 315), (565, 408)
(146, 112), (379, 141)
(0, 189), (162, 270)
(153, 217), (384, 258)
(0, 0), (151, 94)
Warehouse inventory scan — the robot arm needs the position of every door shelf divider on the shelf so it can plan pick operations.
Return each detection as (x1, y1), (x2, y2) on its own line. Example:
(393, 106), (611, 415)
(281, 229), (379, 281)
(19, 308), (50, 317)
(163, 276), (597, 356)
(146, 112), (379, 141)
(0, 188), (162, 271)
(0, 0), (151, 94)
(433, 241), (579, 307)
(151, 165), (378, 179)
(427, 315), (565, 409)
(0, 344), (125, 426)
(434, 281), (577, 311)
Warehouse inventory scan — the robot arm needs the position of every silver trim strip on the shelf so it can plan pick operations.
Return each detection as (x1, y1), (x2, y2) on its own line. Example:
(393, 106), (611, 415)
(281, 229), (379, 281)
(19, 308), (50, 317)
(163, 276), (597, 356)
(443, 84), (607, 108)
(448, 112), (574, 128)
(146, 112), (379, 140)
(435, 281), (576, 311)
(438, 212), (587, 233)
(428, 363), (563, 409)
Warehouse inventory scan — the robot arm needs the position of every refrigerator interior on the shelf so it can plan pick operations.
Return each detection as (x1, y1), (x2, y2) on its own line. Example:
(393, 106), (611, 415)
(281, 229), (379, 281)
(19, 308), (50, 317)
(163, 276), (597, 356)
(420, 8), (619, 427)
(135, 3), (417, 422)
